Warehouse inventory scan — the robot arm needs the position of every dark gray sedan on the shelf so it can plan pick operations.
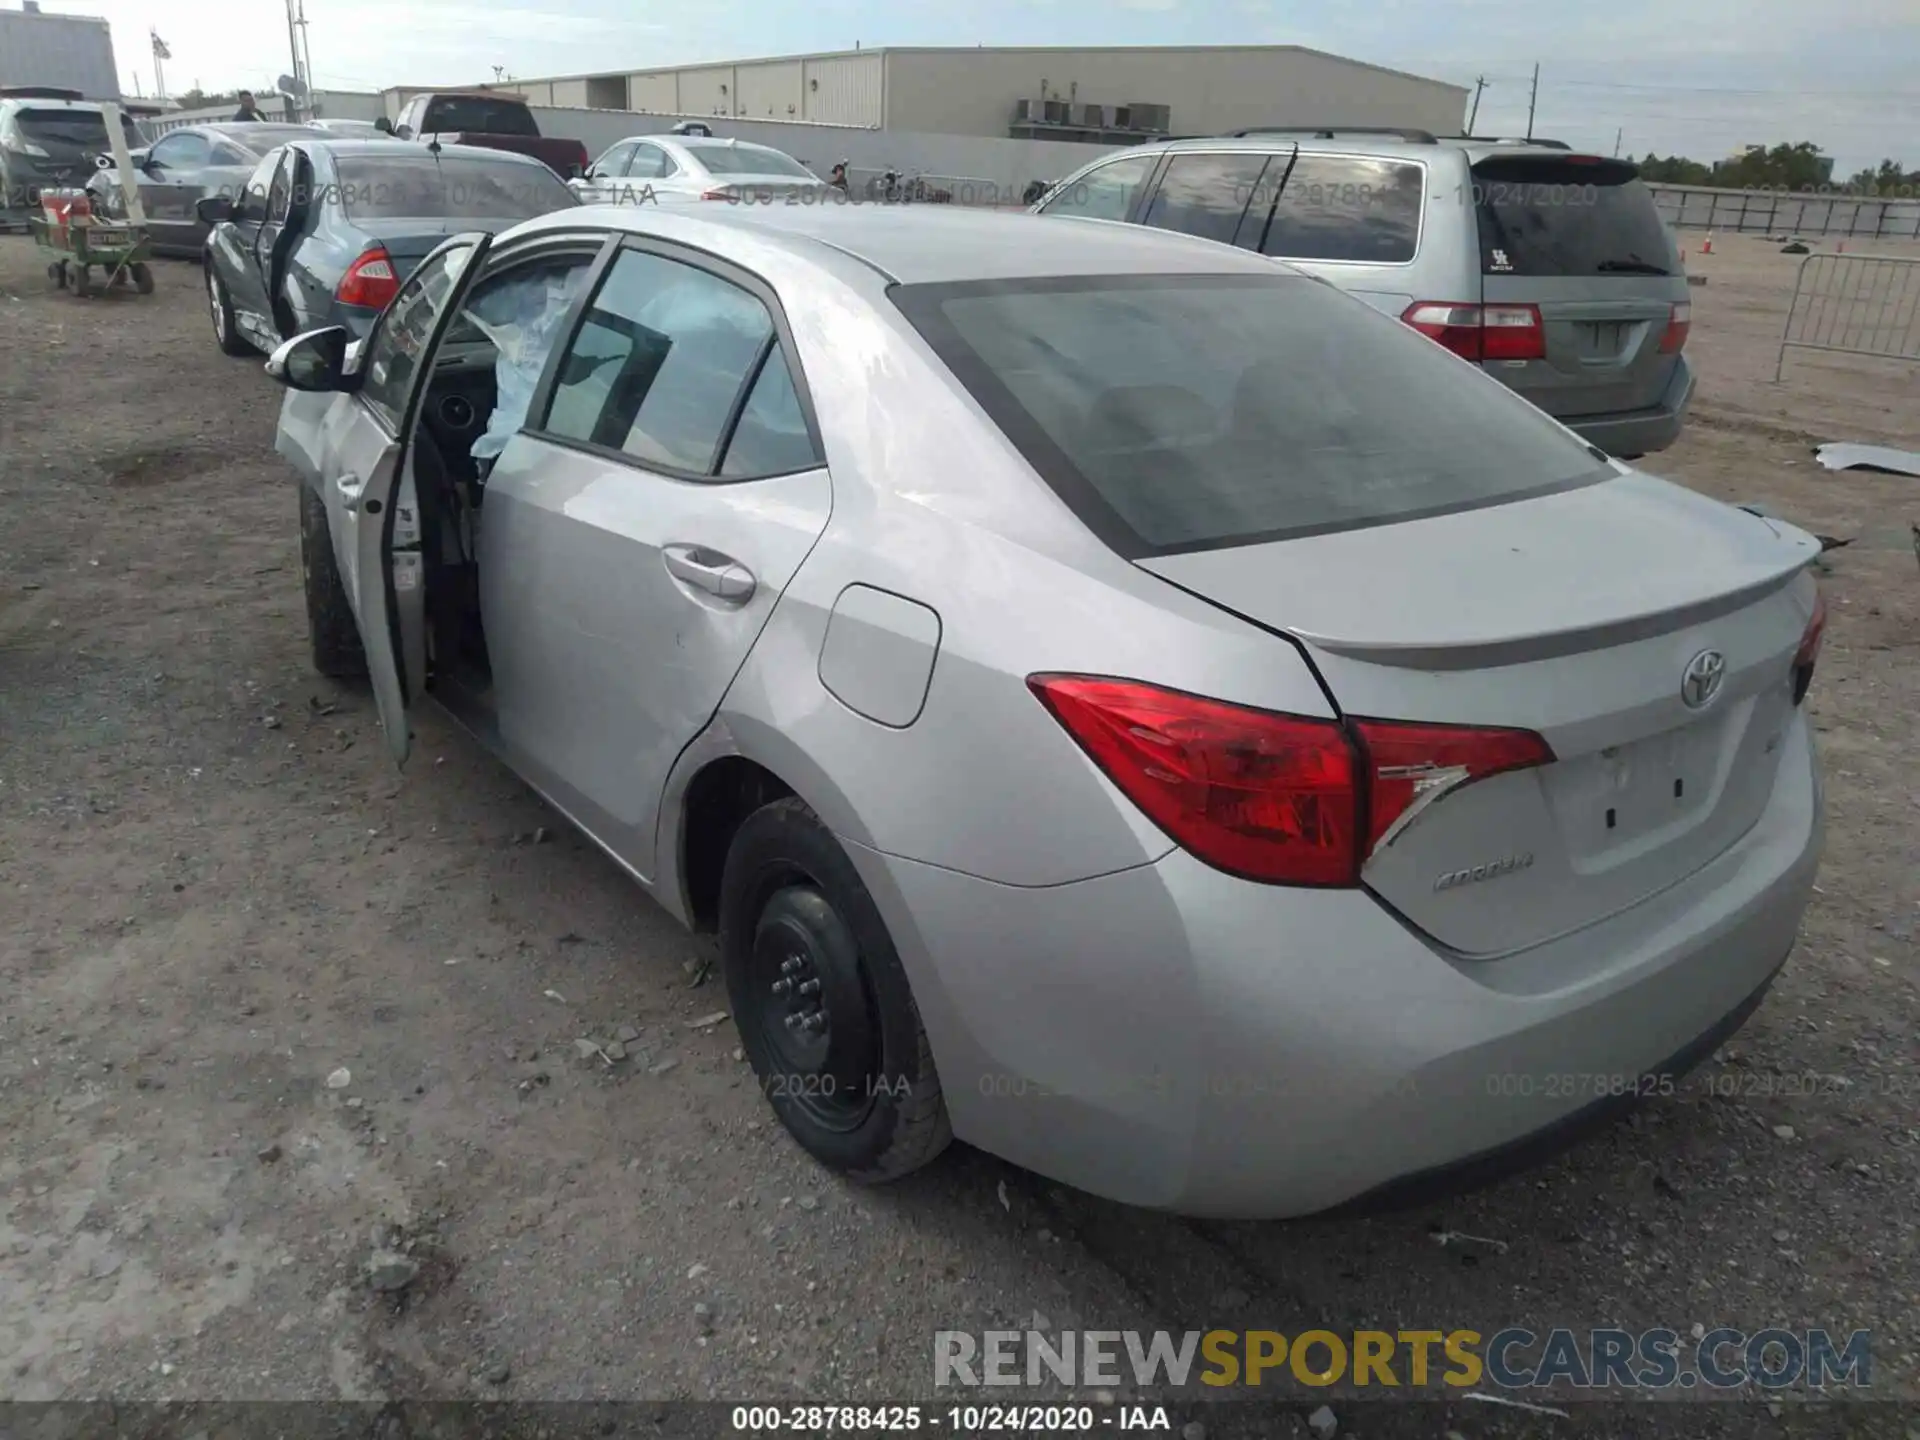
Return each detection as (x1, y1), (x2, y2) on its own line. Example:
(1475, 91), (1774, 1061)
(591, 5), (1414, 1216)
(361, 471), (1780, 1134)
(88, 122), (320, 255)
(198, 139), (578, 356)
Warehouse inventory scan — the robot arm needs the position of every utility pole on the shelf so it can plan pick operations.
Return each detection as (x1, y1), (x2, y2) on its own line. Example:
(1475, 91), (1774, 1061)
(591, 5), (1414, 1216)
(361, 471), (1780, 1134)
(1466, 75), (1487, 134)
(1525, 62), (1540, 140)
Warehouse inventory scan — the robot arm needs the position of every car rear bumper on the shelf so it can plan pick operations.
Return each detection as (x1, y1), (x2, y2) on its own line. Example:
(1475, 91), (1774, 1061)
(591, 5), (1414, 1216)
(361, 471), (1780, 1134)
(1559, 355), (1696, 458)
(848, 705), (1820, 1218)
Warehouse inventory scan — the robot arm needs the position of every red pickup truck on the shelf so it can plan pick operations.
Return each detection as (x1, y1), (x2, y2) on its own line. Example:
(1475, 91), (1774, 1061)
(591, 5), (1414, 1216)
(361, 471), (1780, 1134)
(382, 91), (588, 180)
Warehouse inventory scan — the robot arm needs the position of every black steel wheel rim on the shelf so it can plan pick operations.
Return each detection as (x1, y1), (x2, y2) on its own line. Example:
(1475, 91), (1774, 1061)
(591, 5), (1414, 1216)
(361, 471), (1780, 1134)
(745, 880), (880, 1132)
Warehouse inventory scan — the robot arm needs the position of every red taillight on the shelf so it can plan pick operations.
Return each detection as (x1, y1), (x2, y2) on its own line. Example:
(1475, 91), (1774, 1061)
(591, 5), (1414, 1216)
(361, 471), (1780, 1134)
(699, 188), (732, 201)
(1028, 676), (1555, 886)
(337, 248), (398, 309)
(1402, 302), (1545, 362)
(1029, 676), (1358, 886)
(1351, 718), (1556, 854)
(1659, 301), (1692, 354)
(1792, 588), (1826, 705)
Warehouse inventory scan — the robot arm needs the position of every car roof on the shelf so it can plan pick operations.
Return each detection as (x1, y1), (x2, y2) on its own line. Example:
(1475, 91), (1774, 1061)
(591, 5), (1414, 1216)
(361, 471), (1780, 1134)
(539, 203), (1285, 285)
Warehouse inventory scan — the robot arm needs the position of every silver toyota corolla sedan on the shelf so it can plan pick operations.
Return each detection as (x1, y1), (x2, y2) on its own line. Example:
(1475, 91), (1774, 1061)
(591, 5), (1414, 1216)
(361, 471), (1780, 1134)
(265, 203), (1826, 1218)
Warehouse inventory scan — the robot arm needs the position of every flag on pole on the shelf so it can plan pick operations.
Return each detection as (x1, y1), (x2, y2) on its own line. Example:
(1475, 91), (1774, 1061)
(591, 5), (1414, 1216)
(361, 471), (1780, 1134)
(150, 30), (171, 60)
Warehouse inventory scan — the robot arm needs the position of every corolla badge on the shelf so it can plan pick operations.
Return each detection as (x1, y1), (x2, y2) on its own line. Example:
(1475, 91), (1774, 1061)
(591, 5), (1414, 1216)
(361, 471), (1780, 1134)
(1681, 649), (1727, 710)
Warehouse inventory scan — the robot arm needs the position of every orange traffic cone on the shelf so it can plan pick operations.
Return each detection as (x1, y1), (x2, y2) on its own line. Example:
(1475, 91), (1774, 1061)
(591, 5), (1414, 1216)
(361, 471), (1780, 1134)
(1701, 233), (1714, 255)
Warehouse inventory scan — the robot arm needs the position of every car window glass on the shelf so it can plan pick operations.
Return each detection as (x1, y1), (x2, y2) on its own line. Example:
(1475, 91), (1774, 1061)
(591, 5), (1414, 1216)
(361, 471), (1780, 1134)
(152, 132), (211, 170)
(895, 275), (1606, 553)
(627, 145), (667, 180)
(1261, 156), (1425, 263)
(544, 249), (775, 476)
(1039, 154), (1154, 222)
(1472, 159), (1677, 277)
(359, 241), (480, 431)
(683, 143), (813, 179)
(1140, 152), (1272, 247)
(718, 349), (819, 478)
(595, 141), (635, 176)
(234, 153), (278, 221)
(210, 141), (250, 166)
(266, 152), (293, 222)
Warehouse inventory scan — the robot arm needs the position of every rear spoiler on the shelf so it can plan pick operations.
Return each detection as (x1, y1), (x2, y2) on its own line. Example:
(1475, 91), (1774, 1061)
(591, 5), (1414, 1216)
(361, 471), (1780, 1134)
(1446, 135), (1574, 150)
(0, 85), (88, 101)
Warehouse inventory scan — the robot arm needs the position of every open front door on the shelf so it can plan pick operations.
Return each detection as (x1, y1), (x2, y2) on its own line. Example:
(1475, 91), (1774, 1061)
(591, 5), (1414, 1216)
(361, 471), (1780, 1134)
(333, 231), (495, 765)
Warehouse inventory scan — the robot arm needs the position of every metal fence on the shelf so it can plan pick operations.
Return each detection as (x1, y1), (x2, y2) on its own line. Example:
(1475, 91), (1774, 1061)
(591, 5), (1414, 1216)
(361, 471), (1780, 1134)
(1650, 183), (1920, 239)
(1776, 252), (1920, 380)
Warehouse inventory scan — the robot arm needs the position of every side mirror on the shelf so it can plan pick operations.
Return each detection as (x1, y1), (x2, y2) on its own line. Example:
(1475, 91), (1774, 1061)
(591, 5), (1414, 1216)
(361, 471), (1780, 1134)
(373, 115), (394, 134)
(266, 327), (354, 393)
(196, 195), (234, 225)
(128, 149), (152, 171)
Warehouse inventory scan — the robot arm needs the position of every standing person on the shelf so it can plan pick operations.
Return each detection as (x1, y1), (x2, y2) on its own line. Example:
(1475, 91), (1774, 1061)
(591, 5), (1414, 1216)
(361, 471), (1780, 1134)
(231, 90), (264, 122)
(827, 160), (851, 197)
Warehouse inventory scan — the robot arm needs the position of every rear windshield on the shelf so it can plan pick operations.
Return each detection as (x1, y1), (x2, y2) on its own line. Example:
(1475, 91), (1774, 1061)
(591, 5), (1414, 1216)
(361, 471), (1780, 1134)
(1474, 157), (1678, 277)
(425, 97), (538, 136)
(14, 108), (140, 147)
(334, 155), (575, 220)
(892, 275), (1609, 556)
(683, 143), (814, 179)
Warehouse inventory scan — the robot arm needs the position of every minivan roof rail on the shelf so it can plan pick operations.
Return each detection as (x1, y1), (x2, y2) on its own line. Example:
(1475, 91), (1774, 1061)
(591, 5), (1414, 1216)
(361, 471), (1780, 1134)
(1227, 125), (1439, 144)
(1447, 134), (1574, 150)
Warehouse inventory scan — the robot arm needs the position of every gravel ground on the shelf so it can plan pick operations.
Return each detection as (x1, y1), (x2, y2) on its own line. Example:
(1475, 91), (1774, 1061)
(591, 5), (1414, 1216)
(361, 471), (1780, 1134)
(0, 231), (1915, 1438)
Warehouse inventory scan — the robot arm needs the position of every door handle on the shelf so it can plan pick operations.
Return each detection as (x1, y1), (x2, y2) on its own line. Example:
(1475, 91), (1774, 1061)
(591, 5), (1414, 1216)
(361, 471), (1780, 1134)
(663, 544), (756, 603)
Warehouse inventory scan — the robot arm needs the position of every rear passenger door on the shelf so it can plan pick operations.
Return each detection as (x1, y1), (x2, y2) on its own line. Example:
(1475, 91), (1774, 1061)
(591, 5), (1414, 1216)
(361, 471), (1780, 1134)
(478, 241), (831, 882)
(1253, 153), (1429, 317)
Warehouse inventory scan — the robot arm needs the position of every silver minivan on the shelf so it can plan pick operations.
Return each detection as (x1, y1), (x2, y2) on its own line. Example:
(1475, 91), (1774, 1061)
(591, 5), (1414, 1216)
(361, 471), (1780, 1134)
(1033, 129), (1695, 458)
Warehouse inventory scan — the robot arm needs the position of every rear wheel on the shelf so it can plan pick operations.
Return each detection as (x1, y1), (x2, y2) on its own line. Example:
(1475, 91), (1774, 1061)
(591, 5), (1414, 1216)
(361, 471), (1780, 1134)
(130, 262), (155, 295)
(69, 264), (93, 297)
(720, 798), (951, 1183)
(207, 265), (250, 356)
(300, 483), (366, 679)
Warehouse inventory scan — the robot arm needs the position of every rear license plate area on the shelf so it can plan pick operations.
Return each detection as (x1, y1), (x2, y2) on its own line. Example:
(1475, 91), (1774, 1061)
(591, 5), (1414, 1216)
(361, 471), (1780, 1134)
(1548, 719), (1726, 847)
(1574, 320), (1629, 357)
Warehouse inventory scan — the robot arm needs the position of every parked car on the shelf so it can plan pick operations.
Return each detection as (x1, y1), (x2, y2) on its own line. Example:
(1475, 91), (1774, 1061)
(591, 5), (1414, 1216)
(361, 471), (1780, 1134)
(87, 121), (319, 255)
(264, 204), (1824, 1219)
(199, 139), (577, 355)
(1033, 129), (1696, 459)
(1, 89), (143, 224)
(574, 134), (830, 205)
(383, 90), (587, 180)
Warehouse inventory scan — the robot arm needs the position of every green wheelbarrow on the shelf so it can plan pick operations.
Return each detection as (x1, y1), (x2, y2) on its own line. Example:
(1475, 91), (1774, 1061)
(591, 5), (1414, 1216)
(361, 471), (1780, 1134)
(30, 188), (155, 299)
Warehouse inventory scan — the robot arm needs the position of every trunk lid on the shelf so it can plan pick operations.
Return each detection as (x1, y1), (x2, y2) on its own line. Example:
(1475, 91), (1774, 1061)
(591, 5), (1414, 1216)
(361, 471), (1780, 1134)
(1473, 155), (1689, 419)
(1138, 473), (1821, 956)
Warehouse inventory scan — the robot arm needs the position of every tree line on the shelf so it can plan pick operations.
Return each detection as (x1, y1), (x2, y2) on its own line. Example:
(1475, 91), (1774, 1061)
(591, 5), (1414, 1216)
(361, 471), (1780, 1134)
(1635, 142), (1918, 195)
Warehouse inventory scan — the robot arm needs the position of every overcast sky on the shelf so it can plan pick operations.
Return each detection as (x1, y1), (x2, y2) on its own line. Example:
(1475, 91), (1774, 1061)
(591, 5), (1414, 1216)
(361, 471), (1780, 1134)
(97, 0), (1919, 175)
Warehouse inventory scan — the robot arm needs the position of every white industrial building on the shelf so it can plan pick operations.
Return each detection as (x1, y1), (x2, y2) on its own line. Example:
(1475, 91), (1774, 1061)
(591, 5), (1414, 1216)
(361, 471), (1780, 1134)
(463, 45), (1468, 144)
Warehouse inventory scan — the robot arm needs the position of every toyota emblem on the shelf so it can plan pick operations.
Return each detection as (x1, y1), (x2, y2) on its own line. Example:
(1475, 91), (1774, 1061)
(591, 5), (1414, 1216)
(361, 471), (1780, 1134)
(1681, 649), (1727, 710)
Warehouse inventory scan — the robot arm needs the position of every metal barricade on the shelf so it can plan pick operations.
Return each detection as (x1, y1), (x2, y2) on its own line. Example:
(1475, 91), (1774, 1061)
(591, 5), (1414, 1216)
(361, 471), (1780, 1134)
(1775, 252), (1920, 380)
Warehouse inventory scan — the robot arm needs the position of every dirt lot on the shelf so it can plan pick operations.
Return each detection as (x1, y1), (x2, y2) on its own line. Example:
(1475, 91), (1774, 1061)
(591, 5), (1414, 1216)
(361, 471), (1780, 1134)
(0, 230), (1916, 1436)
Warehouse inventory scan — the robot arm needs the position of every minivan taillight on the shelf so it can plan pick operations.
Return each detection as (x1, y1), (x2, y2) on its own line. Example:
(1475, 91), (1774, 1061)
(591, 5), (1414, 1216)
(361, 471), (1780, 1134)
(1792, 588), (1826, 705)
(1029, 675), (1554, 886)
(337, 247), (398, 308)
(1402, 302), (1545, 362)
(1659, 302), (1692, 354)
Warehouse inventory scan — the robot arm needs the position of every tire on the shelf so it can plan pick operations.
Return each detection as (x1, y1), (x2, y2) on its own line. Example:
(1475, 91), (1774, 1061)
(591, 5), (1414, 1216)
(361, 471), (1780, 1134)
(69, 264), (92, 298)
(131, 262), (155, 296)
(299, 483), (367, 679)
(720, 797), (951, 1183)
(207, 265), (251, 356)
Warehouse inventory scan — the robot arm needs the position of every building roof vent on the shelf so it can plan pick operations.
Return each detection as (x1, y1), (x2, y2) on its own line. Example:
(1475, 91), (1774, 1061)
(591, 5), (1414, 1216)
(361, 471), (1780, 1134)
(23, 2), (43, 13)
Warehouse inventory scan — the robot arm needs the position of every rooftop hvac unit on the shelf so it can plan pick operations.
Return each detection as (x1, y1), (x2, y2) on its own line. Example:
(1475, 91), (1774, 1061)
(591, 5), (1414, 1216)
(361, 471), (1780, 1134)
(1014, 97), (1048, 123)
(1110, 105), (1132, 129)
(1077, 103), (1109, 128)
(1127, 102), (1171, 132)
